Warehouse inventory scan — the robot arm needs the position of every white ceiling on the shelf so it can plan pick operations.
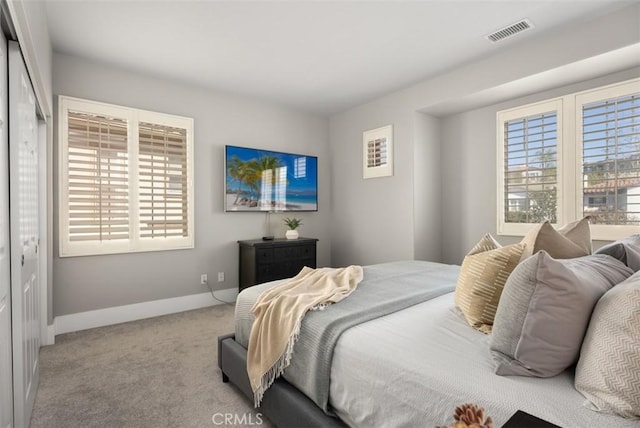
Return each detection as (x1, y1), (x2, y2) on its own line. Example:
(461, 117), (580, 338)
(45, 1), (634, 116)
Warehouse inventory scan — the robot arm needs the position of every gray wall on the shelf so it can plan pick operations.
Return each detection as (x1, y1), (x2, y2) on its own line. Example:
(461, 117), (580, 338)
(329, 106), (417, 266)
(439, 106), (497, 264)
(413, 112), (441, 262)
(52, 53), (330, 317)
(440, 67), (640, 264)
(328, 3), (640, 267)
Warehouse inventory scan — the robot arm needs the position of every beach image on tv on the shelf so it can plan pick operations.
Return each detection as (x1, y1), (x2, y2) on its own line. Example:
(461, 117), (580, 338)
(225, 146), (318, 212)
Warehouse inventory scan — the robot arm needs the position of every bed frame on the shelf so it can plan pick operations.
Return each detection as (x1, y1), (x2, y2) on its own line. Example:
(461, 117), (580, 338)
(217, 333), (346, 428)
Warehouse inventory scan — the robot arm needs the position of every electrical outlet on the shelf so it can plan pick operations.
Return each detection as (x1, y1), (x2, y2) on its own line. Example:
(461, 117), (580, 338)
(218, 272), (225, 282)
(200, 274), (208, 285)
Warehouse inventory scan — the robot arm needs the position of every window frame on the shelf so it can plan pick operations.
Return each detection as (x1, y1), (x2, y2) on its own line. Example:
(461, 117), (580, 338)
(497, 78), (640, 240)
(58, 96), (194, 257)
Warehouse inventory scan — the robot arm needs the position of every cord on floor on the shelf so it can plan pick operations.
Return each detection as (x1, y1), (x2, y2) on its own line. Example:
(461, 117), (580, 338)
(207, 281), (236, 305)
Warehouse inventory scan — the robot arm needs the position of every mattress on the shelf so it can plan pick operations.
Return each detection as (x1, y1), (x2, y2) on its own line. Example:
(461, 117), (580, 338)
(235, 278), (286, 349)
(234, 264), (637, 428)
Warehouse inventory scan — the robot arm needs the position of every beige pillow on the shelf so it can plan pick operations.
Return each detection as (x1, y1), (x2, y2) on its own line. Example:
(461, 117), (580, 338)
(520, 217), (591, 260)
(575, 272), (640, 418)
(455, 234), (525, 334)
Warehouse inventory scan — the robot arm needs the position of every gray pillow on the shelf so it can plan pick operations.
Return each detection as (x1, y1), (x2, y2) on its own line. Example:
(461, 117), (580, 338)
(594, 234), (640, 272)
(575, 272), (640, 418)
(490, 251), (633, 377)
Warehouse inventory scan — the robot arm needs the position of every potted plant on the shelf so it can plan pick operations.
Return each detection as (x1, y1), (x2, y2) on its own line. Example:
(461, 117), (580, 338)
(283, 217), (302, 240)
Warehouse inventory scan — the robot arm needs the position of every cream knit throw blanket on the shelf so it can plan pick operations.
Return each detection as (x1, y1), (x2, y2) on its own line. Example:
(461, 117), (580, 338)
(247, 265), (364, 407)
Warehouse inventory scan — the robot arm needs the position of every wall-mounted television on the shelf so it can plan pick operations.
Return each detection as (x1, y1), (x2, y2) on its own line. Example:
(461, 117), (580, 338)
(224, 145), (318, 212)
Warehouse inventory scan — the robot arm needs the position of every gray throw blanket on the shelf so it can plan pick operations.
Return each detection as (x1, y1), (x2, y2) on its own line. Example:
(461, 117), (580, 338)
(280, 260), (460, 413)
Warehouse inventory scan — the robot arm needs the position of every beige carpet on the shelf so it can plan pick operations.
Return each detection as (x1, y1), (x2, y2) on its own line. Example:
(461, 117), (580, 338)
(30, 304), (272, 428)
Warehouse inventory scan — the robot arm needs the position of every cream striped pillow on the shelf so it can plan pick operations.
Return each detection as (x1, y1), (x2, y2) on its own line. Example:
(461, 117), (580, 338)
(455, 234), (525, 334)
(575, 272), (640, 418)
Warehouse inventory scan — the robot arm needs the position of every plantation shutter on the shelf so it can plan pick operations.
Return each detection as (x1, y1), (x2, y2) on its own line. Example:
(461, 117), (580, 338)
(60, 96), (194, 256)
(138, 122), (189, 238)
(366, 138), (388, 168)
(67, 111), (129, 241)
(582, 93), (640, 225)
(503, 111), (558, 224)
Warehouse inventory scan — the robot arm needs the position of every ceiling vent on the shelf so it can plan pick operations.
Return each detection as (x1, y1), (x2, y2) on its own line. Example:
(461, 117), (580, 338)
(486, 19), (534, 43)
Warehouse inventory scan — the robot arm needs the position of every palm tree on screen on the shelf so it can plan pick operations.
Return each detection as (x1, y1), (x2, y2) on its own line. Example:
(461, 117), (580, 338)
(249, 155), (283, 206)
(227, 155), (251, 205)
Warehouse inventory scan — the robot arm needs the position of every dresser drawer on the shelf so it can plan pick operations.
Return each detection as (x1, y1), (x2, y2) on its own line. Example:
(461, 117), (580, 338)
(255, 248), (274, 262)
(273, 244), (316, 261)
(256, 263), (276, 280)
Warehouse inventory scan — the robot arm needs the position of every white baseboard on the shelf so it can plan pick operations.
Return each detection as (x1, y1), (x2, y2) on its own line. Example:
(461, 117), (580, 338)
(53, 288), (238, 336)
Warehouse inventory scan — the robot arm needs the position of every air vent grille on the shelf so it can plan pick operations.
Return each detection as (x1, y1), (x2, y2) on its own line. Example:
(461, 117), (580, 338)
(487, 19), (533, 42)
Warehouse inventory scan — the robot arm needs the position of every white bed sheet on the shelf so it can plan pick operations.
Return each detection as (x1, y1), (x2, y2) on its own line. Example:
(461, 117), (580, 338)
(329, 292), (638, 428)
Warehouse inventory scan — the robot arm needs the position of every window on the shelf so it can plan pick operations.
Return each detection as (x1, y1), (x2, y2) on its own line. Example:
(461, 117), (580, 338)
(59, 96), (194, 256)
(501, 102), (559, 226)
(294, 156), (306, 179)
(579, 90), (640, 231)
(498, 78), (640, 240)
(498, 99), (562, 236)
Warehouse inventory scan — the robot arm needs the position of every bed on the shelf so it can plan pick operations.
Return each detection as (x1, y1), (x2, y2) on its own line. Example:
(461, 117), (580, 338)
(217, 260), (638, 428)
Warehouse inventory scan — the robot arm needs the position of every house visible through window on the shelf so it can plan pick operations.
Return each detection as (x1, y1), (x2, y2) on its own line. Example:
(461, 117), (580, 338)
(581, 93), (640, 226)
(59, 96), (194, 257)
(503, 109), (558, 224)
(498, 78), (640, 240)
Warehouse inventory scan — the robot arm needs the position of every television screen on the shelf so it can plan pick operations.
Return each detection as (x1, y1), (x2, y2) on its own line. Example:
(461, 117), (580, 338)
(224, 145), (318, 212)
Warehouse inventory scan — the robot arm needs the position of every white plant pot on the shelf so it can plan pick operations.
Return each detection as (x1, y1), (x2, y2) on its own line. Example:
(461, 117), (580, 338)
(285, 229), (299, 240)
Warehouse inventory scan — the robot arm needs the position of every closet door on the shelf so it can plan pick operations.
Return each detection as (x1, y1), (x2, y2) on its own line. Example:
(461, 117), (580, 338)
(9, 41), (39, 428)
(0, 29), (12, 428)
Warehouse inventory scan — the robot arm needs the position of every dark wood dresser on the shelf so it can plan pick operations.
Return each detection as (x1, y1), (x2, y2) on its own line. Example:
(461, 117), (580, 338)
(237, 237), (318, 291)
